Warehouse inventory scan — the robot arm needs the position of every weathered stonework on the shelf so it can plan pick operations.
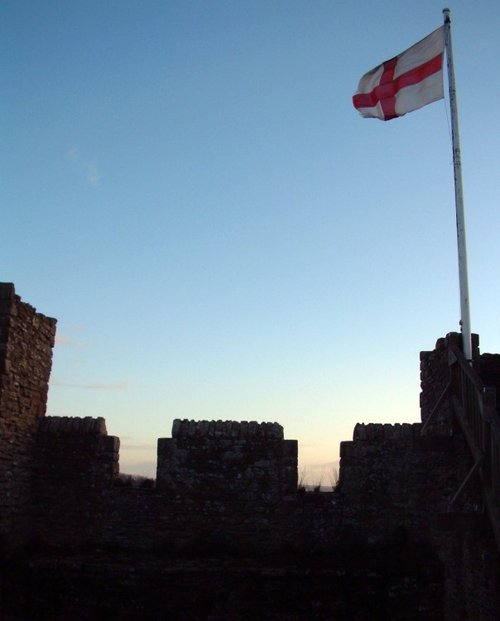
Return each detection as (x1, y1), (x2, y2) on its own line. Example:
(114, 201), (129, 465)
(0, 285), (499, 620)
(33, 415), (119, 546)
(0, 283), (56, 546)
(157, 419), (297, 499)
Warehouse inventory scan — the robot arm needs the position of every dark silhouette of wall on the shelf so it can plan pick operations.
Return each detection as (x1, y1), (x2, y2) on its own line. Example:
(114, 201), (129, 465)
(157, 418), (297, 499)
(0, 284), (499, 620)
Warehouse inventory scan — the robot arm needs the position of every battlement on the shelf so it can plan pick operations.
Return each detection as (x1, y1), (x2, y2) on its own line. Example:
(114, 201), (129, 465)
(353, 422), (421, 441)
(157, 418), (297, 499)
(39, 415), (108, 435)
(1, 286), (499, 619)
(172, 418), (284, 440)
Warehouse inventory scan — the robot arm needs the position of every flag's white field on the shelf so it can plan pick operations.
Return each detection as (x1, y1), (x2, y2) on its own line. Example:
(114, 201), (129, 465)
(353, 27), (445, 120)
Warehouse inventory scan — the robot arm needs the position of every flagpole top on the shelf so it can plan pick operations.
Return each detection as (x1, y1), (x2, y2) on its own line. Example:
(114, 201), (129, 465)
(443, 8), (451, 23)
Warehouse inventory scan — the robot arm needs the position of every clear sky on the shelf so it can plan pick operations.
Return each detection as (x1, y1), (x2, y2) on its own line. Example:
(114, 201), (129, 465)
(3, 1), (499, 483)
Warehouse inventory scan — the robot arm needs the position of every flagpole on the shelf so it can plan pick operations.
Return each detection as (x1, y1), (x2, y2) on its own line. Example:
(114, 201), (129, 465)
(443, 8), (472, 361)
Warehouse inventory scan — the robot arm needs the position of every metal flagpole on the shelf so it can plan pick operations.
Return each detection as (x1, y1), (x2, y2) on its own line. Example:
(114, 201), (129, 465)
(443, 8), (472, 361)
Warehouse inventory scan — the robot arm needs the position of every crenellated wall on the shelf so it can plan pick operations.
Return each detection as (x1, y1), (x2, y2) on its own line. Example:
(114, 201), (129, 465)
(33, 416), (119, 545)
(0, 285), (499, 620)
(157, 418), (297, 500)
(339, 421), (458, 539)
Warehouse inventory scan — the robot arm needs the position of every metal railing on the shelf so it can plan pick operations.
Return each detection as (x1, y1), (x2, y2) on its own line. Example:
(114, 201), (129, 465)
(448, 344), (500, 548)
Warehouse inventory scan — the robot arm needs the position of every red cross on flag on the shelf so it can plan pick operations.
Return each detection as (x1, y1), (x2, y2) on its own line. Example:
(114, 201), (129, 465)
(353, 27), (445, 121)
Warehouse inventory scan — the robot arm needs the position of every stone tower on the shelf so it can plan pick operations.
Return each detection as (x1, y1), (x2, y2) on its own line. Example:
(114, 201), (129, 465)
(0, 284), (56, 546)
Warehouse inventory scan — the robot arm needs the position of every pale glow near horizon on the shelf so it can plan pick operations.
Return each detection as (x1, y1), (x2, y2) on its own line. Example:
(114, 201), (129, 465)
(4, 1), (499, 483)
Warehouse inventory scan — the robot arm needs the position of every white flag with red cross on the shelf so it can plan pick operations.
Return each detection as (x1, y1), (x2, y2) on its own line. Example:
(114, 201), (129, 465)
(353, 27), (445, 121)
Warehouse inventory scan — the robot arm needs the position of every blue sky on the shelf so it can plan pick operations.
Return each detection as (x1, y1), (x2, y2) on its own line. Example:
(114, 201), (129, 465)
(3, 1), (499, 482)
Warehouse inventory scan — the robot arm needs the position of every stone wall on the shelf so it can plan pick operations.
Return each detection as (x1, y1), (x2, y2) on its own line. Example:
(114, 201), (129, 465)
(0, 286), (499, 619)
(28, 416), (300, 552)
(157, 418), (297, 500)
(337, 417), (499, 620)
(419, 332), (481, 433)
(2, 543), (445, 621)
(33, 416), (119, 546)
(338, 422), (457, 539)
(0, 283), (56, 547)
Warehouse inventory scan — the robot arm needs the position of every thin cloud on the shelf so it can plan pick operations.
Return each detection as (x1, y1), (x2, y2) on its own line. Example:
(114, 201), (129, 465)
(121, 443), (157, 451)
(51, 379), (131, 391)
(55, 334), (87, 348)
(119, 460), (156, 478)
(65, 146), (102, 188)
(81, 381), (130, 390)
(84, 162), (102, 187)
(66, 146), (79, 161)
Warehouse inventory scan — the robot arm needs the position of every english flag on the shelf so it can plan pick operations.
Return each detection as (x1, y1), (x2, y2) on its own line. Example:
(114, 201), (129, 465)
(353, 27), (445, 121)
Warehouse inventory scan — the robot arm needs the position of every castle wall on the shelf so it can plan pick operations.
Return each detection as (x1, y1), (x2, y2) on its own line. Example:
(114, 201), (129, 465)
(0, 285), (499, 619)
(31, 417), (301, 552)
(335, 335), (500, 621)
(32, 416), (119, 546)
(2, 544), (445, 621)
(338, 422), (457, 538)
(157, 419), (297, 500)
(0, 284), (56, 546)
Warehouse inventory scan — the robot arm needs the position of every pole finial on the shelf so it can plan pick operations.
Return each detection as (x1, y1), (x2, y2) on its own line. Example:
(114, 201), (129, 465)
(443, 8), (451, 23)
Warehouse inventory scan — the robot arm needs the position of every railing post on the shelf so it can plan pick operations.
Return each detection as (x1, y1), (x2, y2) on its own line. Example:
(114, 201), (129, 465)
(482, 386), (495, 464)
(490, 422), (500, 507)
